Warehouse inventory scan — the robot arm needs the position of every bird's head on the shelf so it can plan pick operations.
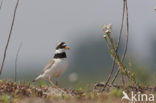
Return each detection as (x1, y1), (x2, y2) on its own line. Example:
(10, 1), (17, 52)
(55, 42), (69, 53)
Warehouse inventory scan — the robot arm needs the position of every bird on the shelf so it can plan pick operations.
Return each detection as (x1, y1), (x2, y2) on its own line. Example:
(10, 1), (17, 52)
(33, 42), (69, 87)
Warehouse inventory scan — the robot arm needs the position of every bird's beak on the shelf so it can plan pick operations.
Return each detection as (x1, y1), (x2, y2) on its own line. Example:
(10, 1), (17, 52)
(64, 46), (70, 50)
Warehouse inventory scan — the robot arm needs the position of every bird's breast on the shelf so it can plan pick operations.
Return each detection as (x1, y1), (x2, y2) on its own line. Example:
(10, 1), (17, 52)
(49, 58), (68, 78)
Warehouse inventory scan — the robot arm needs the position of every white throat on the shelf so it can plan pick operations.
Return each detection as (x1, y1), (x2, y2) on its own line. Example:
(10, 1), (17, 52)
(55, 49), (65, 54)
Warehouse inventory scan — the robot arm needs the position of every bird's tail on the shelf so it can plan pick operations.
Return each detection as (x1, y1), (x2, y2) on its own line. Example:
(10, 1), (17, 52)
(32, 75), (42, 82)
(32, 79), (36, 82)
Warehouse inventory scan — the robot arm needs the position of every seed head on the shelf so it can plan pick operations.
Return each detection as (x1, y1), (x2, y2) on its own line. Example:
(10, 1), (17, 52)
(103, 35), (107, 38)
(101, 24), (112, 34)
(105, 30), (111, 34)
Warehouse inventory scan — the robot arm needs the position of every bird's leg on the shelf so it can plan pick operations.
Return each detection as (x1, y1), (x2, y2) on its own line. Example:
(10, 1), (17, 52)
(48, 77), (58, 88)
(48, 76), (55, 86)
(55, 79), (59, 86)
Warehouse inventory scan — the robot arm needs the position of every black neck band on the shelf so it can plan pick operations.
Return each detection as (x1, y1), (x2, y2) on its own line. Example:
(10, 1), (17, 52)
(54, 52), (67, 58)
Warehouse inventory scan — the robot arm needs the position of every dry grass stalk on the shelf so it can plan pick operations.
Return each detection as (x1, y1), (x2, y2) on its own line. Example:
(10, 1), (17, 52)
(0, 0), (3, 10)
(0, 0), (20, 74)
(102, 0), (126, 91)
(15, 43), (22, 81)
(111, 0), (129, 85)
(101, 0), (138, 92)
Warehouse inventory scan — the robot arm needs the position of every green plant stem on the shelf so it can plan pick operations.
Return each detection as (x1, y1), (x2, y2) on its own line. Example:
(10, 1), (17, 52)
(105, 33), (137, 86)
(111, 0), (129, 85)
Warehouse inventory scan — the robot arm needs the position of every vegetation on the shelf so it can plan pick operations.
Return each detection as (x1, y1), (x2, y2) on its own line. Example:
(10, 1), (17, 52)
(0, 80), (122, 103)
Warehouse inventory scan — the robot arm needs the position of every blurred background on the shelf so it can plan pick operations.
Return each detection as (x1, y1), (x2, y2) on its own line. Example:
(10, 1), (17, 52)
(0, 0), (155, 88)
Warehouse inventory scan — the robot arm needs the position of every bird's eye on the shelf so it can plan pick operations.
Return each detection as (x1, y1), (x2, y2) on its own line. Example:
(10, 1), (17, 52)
(62, 44), (66, 47)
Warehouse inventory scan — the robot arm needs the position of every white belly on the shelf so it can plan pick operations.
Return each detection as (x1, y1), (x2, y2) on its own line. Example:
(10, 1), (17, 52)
(46, 58), (68, 78)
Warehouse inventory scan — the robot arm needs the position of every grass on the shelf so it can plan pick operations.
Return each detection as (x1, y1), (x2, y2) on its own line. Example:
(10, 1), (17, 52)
(0, 80), (123, 103)
(0, 80), (155, 103)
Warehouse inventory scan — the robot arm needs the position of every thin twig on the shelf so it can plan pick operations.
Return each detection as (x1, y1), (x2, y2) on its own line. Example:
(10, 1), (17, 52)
(106, 33), (135, 84)
(111, 0), (129, 85)
(15, 43), (22, 82)
(0, 0), (3, 10)
(111, 66), (120, 84)
(0, 0), (20, 74)
(102, 0), (126, 91)
(121, 0), (129, 85)
(123, 0), (129, 60)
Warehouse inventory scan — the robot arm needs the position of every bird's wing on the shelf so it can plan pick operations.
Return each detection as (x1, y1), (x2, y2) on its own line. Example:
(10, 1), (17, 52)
(41, 59), (55, 74)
